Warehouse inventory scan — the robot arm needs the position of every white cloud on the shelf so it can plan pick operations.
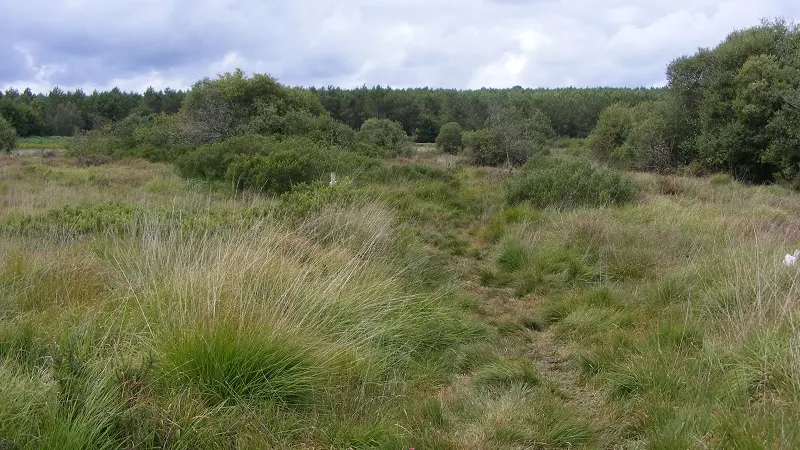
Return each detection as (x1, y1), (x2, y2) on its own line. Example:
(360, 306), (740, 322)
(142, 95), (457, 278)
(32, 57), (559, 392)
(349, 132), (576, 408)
(1, 0), (798, 92)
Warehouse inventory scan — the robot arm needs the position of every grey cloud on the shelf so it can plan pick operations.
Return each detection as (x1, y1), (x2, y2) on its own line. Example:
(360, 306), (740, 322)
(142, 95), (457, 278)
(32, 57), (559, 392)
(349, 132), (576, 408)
(0, 47), (33, 81)
(1, 0), (799, 92)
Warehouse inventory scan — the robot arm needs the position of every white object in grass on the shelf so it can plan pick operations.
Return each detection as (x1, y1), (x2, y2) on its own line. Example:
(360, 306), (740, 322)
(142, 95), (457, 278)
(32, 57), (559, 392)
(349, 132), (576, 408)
(329, 172), (337, 188)
(784, 249), (800, 267)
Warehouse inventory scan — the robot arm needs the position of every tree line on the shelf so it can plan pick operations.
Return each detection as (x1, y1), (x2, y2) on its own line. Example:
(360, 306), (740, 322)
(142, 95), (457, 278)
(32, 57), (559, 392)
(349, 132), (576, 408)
(3, 18), (798, 189)
(587, 19), (800, 186)
(313, 86), (664, 139)
(0, 87), (185, 137)
(0, 83), (663, 141)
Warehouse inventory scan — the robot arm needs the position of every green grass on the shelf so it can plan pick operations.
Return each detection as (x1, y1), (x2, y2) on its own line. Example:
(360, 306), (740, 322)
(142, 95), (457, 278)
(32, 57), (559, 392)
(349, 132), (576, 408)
(3, 151), (800, 448)
(16, 136), (70, 149)
(505, 157), (637, 208)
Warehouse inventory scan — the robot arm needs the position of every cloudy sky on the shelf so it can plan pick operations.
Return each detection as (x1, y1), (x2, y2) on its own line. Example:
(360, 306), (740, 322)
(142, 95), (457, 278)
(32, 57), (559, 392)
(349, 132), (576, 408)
(2, 0), (799, 93)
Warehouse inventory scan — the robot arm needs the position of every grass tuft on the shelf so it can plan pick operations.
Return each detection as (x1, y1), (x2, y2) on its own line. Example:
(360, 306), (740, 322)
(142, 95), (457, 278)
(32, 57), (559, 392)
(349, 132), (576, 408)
(473, 358), (540, 389)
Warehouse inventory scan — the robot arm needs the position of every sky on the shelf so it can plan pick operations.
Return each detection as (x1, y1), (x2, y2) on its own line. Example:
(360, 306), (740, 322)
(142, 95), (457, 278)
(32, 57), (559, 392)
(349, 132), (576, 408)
(2, 0), (799, 93)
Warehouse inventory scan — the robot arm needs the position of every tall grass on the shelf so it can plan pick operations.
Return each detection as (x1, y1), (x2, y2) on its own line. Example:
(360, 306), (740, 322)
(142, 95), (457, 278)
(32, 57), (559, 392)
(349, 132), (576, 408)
(0, 192), (480, 447)
(504, 157), (637, 208)
(488, 172), (800, 447)
(5, 154), (800, 447)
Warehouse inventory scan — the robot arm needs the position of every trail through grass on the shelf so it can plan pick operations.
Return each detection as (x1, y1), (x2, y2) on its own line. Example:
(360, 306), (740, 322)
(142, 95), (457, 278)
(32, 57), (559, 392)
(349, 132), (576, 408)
(2, 151), (800, 448)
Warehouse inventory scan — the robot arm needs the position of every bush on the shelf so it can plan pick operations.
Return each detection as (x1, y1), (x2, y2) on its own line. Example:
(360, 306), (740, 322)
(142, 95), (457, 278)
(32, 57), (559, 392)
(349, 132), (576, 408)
(505, 157), (637, 208)
(357, 118), (412, 157)
(2, 202), (137, 235)
(278, 181), (357, 217)
(177, 134), (375, 195)
(182, 69), (327, 145)
(0, 116), (17, 153)
(130, 113), (191, 161)
(464, 124), (551, 167)
(587, 103), (634, 164)
(64, 113), (190, 164)
(588, 99), (693, 174)
(275, 111), (356, 148)
(476, 102), (555, 167)
(435, 122), (463, 154)
(347, 141), (387, 158)
(225, 138), (330, 194)
(464, 128), (505, 166)
(622, 113), (672, 172)
(66, 129), (117, 166)
(176, 134), (277, 180)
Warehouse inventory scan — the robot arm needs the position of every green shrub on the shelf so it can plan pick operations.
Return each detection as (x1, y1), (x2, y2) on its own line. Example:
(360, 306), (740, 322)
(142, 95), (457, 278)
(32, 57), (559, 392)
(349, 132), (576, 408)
(278, 111), (357, 148)
(599, 99), (694, 173)
(226, 138), (329, 194)
(463, 128), (504, 166)
(130, 113), (190, 161)
(1, 203), (137, 235)
(66, 129), (118, 165)
(587, 103), (633, 164)
(108, 113), (150, 149)
(505, 157), (637, 208)
(278, 181), (357, 217)
(464, 126), (549, 167)
(486, 104), (555, 165)
(182, 69), (327, 145)
(66, 114), (190, 164)
(176, 134), (277, 180)
(347, 141), (387, 158)
(435, 122), (463, 154)
(357, 118), (412, 157)
(0, 116), (17, 153)
(177, 135), (375, 195)
(326, 149), (377, 175)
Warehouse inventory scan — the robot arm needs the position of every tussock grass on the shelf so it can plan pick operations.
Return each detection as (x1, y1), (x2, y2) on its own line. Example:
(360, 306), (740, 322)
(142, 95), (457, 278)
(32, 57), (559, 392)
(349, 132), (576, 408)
(0, 157), (482, 447)
(473, 358), (540, 389)
(487, 167), (800, 447)
(5, 153), (800, 448)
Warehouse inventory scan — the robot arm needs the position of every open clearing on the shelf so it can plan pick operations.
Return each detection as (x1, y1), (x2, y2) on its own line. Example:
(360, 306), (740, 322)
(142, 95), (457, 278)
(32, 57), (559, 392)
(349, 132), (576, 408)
(2, 148), (799, 449)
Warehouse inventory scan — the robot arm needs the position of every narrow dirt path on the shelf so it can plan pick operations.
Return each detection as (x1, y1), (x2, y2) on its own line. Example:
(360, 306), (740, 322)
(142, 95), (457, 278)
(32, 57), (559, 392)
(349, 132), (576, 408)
(440, 223), (609, 443)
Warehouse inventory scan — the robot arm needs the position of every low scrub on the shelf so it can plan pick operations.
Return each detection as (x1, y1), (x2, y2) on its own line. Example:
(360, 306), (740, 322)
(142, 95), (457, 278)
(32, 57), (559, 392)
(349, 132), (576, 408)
(0, 116), (17, 153)
(357, 118), (412, 158)
(175, 134), (277, 180)
(177, 135), (374, 195)
(505, 157), (637, 208)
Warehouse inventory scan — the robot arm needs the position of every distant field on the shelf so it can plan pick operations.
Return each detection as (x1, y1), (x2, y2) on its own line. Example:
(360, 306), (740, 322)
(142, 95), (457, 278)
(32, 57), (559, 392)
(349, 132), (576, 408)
(16, 136), (70, 149)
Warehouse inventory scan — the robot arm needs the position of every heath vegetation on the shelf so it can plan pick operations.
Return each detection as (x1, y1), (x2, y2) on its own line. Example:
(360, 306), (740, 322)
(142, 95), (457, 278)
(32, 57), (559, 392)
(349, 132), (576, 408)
(2, 19), (800, 449)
